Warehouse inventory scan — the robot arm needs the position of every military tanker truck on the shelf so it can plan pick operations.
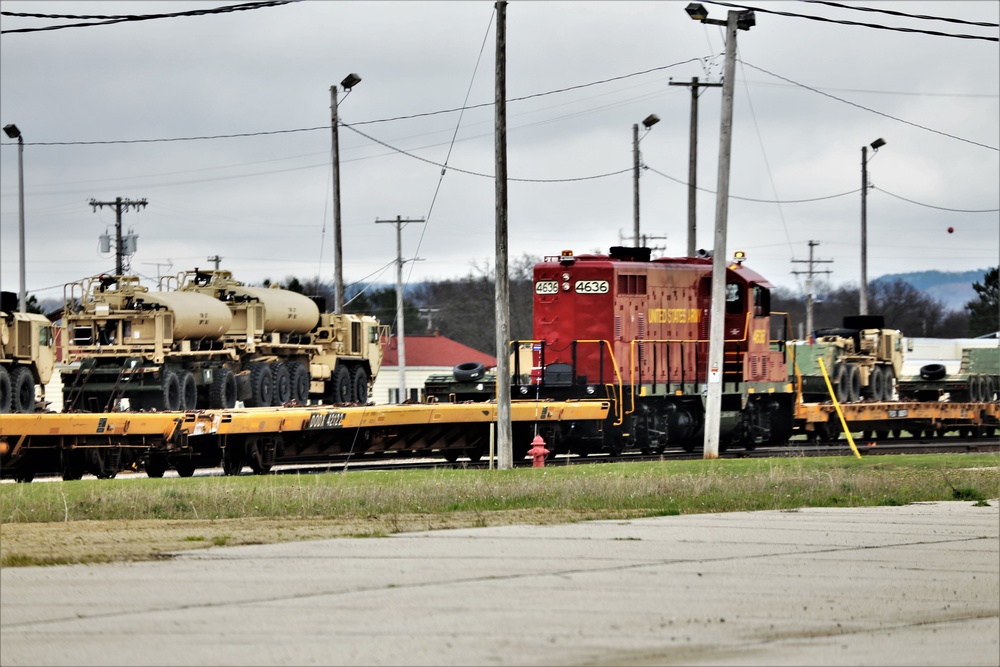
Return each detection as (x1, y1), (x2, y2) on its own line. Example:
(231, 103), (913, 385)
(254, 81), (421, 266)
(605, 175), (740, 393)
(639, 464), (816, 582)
(791, 315), (903, 403)
(1, 291), (56, 413)
(60, 272), (386, 412)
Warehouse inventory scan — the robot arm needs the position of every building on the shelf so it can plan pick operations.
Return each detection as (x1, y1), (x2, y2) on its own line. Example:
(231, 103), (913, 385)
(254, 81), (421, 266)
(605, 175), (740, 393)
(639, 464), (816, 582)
(371, 332), (496, 404)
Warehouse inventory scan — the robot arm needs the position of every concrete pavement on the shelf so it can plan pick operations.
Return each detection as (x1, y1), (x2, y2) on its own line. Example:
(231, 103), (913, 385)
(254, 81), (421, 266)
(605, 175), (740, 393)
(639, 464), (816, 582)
(2, 501), (998, 666)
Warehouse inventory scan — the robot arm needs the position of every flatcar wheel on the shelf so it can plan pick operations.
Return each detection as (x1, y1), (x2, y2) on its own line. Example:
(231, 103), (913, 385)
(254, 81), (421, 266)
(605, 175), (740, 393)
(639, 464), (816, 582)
(13, 464), (35, 483)
(60, 450), (85, 481)
(466, 447), (484, 463)
(443, 449), (460, 463)
(222, 446), (244, 476)
(174, 458), (197, 478)
(145, 454), (168, 479)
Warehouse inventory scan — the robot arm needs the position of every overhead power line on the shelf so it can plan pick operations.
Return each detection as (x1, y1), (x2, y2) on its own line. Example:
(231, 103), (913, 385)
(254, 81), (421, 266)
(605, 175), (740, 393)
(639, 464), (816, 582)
(741, 61), (999, 152)
(874, 186), (1000, 213)
(800, 1), (1000, 28)
(706, 1), (999, 41)
(0, 1), (294, 34)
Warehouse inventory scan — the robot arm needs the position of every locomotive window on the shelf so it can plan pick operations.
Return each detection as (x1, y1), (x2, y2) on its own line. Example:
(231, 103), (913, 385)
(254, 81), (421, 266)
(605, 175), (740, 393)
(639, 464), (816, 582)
(753, 286), (770, 317)
(725, 282), (743, 314)
(617, 274), (647, 295)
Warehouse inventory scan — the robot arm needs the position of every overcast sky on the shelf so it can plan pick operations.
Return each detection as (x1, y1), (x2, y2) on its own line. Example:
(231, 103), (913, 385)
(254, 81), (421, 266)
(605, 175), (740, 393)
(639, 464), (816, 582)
(1, 0), (997, 308)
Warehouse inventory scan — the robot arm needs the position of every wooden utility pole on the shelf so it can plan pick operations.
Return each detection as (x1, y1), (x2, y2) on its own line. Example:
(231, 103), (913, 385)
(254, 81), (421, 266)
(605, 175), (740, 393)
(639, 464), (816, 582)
(89, 197), (147, 277)
(207, 255), (222, 270)
(376, 216), (424, 403)
(791, 241), (832, 336)
(669, 77), (721, 257)
(494, 0), (512, 469)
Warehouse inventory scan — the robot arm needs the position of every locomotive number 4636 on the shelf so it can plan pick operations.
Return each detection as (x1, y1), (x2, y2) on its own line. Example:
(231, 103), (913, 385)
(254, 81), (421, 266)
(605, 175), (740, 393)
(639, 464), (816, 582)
(574, 280), (609, 294)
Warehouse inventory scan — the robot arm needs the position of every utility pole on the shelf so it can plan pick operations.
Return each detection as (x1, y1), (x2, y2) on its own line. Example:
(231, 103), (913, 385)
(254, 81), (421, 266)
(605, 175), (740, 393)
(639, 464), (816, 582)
(207, 255), (222, 270)
(495, 0), (513, 470)
(791, 241), (832, 336)
(376, 215), (424, 403)
(418, 307), (440, 332)
(89, 197), (147, 277)
(669, 77), (721, 257)
(641, 234), (668, 255)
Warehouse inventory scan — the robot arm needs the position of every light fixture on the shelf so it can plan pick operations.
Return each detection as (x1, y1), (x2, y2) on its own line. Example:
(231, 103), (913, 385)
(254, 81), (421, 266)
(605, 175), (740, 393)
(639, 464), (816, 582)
(3, 123), (21, 139)
(340, 73), (361, 90)
(870, 137), (886, 151)
(642, 114), (660, 130)
(685, 3), (709, 20)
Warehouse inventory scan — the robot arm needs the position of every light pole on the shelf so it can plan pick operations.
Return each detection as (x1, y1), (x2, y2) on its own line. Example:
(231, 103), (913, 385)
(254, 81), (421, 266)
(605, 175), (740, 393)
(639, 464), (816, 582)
(3, 124), (25, 313)
(632, 114), (660, 246)
(685, 3), (754, 459)
(860, 137), (885, 316)
(331, 72), (361, 315)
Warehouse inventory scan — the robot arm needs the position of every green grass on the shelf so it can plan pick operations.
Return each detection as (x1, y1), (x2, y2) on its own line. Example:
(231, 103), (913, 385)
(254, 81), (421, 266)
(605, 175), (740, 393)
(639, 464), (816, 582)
(2, 454), (997, 524)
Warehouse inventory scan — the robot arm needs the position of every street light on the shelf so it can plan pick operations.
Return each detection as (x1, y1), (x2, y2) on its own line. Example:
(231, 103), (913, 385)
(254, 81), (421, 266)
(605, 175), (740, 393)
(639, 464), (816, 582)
(3, 123), (26, 313)
(685, 4), (753, 459)
(860, 137), (886, 316)
(331, 73), (362, 314)
(632, 113), (660, 246)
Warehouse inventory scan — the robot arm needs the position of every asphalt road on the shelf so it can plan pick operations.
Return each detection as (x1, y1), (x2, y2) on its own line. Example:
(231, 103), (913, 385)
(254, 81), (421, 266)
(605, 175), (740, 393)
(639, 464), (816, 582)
(2, 500), (998, 666)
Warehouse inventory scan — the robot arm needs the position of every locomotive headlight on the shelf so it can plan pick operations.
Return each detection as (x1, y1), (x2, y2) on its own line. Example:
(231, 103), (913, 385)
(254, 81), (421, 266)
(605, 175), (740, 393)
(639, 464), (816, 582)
(562, 282), (571, 291)
(561, 272), (570, 281)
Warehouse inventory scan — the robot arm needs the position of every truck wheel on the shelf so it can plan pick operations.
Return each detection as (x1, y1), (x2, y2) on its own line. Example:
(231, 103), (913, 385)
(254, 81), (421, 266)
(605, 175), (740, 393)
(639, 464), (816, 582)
(160, 372), (183, 412)
(209, 368), (237, 409)
(330, 365), (351, 404)
(272, 363), (291, 406)
(846, 365), (862, 403)
(288, 362), (310, 403)
(179, 370), (198, 411)
(881, 367), (896, 401)
(9, 366), (35, 413)
(867, 365), (884, 402)
(832, 363), (849, 403)
(0, 366), (11, 413)
(351, 367), (369, 403)
(248, 362), (273, 407)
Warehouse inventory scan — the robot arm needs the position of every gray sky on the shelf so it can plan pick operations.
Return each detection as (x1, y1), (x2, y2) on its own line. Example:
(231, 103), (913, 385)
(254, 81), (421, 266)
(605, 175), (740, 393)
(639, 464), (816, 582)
(1, 0), (998, 308)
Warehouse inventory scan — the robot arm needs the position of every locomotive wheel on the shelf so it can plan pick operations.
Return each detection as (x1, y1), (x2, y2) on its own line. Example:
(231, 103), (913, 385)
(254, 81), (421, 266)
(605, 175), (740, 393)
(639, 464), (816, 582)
(248, 362), (274, 407)
(0, 366), (11, 413)
(9, 366), (35, 413)
(209, 368), (237, 409)
(272, 363), (292, 406)
(330, 365), (352, 404)
(351, 367), (369, 404)
(179, 370), (198, 411)
(144, 454), (168, 479)
(288, 362), (310, 404)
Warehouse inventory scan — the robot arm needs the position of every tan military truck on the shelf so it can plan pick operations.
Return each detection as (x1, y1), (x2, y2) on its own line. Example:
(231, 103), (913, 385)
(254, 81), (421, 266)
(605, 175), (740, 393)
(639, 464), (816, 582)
(1, 291), (56, 413)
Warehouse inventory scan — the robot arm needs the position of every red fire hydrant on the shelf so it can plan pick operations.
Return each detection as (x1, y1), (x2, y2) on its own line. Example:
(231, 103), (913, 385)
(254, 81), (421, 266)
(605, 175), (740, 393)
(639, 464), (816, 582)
(528, 434), (550, 468)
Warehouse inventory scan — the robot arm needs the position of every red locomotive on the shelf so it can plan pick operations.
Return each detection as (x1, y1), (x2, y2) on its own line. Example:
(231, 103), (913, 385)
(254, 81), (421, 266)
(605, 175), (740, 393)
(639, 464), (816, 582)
(516, 247), (795, 454)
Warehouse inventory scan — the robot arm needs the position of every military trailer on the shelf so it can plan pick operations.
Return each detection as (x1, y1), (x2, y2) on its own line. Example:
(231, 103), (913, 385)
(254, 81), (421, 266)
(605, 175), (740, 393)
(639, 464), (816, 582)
(897, 345), (999, 403)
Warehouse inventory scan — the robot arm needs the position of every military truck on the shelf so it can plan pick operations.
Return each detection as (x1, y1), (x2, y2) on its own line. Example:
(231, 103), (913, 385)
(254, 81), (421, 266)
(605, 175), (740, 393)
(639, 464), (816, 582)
(60, 272), (387, 412)
(0, 291), (56, 413)
(897, 345), (999, 403)
(792, 315), (903, 403)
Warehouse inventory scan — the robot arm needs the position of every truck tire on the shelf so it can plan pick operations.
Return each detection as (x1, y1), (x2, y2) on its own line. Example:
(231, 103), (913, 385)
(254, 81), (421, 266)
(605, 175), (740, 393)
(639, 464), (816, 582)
(454, 361), (486, 382)
(881, 367), (896, 401)
(272, 363), (291, 406)
(832, 363), (849, 403)
(248, 362), (273, 407)
(179, 370), (198, 411)
(867, 365), (884, 401)
(920, 363), (947, 381)
(329, 365), (351, 404)
(160, 372), (183, 412)
(209, 368), (237, 409)
(846, 364), (862, 403)
(288, 362), (310, 404)
(351, 366), (369, 403)
(0, 366), (11, 413)
(9, 366), (35, 413)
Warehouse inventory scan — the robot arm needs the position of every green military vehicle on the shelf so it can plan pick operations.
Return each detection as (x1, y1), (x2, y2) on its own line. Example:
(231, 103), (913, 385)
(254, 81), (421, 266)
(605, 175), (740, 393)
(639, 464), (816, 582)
(897, 345), (999, 403)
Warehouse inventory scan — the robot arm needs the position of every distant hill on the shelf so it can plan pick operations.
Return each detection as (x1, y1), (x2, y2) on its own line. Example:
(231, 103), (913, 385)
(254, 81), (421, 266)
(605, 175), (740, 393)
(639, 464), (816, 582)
(874, 268), (991, 312)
